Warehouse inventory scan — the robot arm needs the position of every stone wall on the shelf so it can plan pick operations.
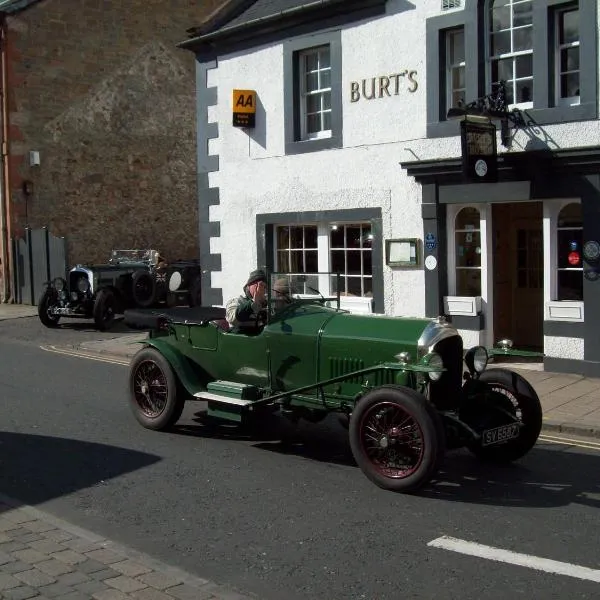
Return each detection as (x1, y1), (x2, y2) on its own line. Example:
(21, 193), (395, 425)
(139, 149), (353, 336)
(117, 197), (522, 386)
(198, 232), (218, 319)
(5, 0), (224, 265)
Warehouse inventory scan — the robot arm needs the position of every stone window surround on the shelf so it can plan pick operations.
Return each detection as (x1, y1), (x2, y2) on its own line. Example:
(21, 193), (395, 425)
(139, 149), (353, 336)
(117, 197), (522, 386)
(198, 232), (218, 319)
(283, 30), (343, 155)
(425, 0), (597, 139)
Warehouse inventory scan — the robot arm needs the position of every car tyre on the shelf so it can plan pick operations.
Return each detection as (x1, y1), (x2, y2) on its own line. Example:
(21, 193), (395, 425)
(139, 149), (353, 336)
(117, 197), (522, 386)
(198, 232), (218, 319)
(93, 288), (117, 331)
(349, 385), (445, 493)
(129, 347), (185, 430)
(38, 289), (61, 328)
(132, 270), (157, 308)
(463, 368), (542, 463)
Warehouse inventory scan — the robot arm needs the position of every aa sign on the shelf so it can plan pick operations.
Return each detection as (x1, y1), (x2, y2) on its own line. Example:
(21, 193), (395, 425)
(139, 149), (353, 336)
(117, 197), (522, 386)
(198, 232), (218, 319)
(232, 89), (257, 128)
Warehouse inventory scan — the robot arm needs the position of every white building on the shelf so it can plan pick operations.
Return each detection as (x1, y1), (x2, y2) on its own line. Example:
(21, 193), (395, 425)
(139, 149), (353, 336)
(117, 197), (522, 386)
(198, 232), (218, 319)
(178, 0), (600, 376)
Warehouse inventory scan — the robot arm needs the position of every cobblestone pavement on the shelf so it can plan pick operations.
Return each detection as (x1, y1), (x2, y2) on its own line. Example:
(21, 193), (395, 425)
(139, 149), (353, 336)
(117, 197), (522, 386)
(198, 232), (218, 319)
(0, 494), (257, 600)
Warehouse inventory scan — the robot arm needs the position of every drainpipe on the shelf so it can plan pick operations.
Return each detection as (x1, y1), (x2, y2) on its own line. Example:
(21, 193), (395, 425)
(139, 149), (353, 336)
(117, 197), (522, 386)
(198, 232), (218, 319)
(0, 16), (12, 303)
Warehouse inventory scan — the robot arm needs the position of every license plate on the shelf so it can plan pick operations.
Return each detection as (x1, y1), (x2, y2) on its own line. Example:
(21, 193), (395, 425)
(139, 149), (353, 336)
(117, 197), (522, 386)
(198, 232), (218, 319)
(481, 423), (520, 446)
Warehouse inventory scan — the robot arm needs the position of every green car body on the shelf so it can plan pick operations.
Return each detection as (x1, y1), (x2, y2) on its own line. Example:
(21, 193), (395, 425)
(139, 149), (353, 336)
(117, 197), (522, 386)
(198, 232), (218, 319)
(126, 273), (543, 493)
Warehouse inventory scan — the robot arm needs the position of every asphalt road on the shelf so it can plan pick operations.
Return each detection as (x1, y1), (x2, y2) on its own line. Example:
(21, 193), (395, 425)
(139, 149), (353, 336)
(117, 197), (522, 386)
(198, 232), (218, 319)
(1, 321), (600, 599)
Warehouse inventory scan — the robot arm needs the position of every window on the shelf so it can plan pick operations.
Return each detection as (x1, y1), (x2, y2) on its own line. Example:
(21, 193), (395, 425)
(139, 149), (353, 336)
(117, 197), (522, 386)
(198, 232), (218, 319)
(556, 6), (580, 105)
(556, 203), (582, 301)
(274, 222), (373, 297)
(455, 207), (481, 296)
(283, 31), (342, 155)
(446, 28), (466, 109)
(489, 0), (533, 106)
(299, 46), (331, 140)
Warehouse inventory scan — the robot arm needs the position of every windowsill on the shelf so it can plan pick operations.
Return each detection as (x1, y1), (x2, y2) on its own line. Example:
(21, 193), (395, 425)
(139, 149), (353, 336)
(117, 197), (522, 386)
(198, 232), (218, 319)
(545, 300), (584, 322)
(285, 133), (342, 156)
(444, 295), (482, 316)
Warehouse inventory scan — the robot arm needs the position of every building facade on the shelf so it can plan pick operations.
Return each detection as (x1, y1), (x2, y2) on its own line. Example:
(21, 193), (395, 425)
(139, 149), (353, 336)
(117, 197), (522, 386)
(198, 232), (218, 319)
(0, 0), (226, 303)
(181, 0), (600, 376)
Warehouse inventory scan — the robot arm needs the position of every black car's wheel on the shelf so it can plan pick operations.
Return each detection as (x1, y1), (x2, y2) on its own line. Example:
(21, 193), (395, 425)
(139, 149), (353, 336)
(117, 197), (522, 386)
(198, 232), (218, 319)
(461, 368), (542, 463)
(93, 288), (116, 331)
(129, 347), (184, 430)
(188, 275), (202, 307)
(132, 270), (156, 308)
(38, 289), (61, 328)
(349, 385), (445, 493)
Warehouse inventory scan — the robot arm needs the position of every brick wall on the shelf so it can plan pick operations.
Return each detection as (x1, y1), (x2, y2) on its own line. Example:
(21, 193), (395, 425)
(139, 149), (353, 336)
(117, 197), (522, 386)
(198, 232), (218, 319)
(5, 0), (224, 265)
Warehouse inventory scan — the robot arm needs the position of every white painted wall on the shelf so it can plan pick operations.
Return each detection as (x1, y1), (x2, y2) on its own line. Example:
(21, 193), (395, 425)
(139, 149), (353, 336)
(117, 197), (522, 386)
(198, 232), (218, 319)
(206, 0), (600, 333)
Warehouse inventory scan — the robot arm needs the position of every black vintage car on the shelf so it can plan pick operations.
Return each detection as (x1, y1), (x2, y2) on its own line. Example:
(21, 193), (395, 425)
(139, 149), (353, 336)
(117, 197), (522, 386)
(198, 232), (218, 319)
(38, 249), (202, 330)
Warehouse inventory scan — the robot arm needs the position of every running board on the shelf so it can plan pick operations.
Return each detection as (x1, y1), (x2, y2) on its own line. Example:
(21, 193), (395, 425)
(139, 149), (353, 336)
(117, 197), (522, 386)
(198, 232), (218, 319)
(195, 381), (262, 423)
(193, 391), (254, 406)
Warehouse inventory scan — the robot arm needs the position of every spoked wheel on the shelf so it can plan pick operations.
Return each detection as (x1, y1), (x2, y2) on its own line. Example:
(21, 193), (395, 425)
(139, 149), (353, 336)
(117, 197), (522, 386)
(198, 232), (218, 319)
(128, 347), (184, 430)
(349, 386), (444, 493)
(93, 288), (117, 331)
(37, 289), (61, 328)
(461, 368), (542, 463)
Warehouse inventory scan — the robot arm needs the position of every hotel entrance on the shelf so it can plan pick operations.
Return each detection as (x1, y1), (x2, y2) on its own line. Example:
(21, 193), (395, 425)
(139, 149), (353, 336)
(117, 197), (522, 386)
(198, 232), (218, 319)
(492, 202), (544, 352)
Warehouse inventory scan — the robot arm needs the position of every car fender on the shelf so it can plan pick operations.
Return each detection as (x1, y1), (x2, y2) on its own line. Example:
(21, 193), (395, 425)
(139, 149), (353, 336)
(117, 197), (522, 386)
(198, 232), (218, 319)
(138, 338), (208, 396)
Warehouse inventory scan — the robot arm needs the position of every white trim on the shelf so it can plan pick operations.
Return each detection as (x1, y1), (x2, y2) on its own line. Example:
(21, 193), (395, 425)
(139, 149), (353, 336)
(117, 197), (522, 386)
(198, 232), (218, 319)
(545, 301), (584, 322)
(443, 296), (482, 316)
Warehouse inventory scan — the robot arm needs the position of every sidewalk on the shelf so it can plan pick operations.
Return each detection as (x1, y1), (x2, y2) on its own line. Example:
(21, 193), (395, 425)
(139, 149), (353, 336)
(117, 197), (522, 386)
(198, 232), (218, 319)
(76, 334), (600, 440)
(0, 304), (37, 321)
(0, 492), (256, 600)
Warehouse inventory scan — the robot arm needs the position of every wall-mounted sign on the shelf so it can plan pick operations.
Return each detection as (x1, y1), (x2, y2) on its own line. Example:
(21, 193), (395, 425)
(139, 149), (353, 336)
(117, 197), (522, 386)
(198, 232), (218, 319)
(460, 119), (498, 183)
(350, 70), (418, 102)
(385, 238), (420, 268)
(425, 255), (437, 271)
(425, 232), (437, 250)
(232, 89), (256, 128)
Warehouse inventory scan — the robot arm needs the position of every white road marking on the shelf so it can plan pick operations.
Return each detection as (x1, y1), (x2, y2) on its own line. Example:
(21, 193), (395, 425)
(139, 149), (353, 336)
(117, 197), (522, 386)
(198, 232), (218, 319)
(39, 345), (129, 366)
(539, 434), (600, 451)
(428, 536), (600, 583)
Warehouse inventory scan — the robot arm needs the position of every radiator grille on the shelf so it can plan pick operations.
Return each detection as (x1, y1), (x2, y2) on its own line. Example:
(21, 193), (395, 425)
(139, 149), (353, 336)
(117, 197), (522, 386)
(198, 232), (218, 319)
(428, 335), (464, 410)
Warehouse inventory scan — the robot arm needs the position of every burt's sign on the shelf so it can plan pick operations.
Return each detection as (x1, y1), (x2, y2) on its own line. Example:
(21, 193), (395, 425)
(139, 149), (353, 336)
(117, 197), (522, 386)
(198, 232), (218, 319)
(232, 89), (256, 128)
(350, 70), (418, 102)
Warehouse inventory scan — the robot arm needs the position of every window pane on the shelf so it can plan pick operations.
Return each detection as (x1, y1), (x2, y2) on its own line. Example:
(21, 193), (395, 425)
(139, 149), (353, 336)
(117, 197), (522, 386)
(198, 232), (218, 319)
(305, 250), (318, 273)
(289, 251), (304, 272)
(561, 73), (580, 98)
(558, 203), (582, 227)
(515, 53), (532, 78)
(491, 31), (511, 55)
(558, 270), (583, 301)
(449, 30), (465, 63)
(363, 277), (373, 297)
(452, 66), (465, 89)
(491, 6), (511, 32)
(305, 71), (319, 92)
(347, 277), (362, 296)
(561, 47), (580, 72)
(513, 2), (533, 27)
(320, 69), (331, 89)
(306, 113), (321, 134)
(455, 207), (480, 230)
(516, 79), (533, 103)
(493, 57), (513, 82)
(277, 250), (290, 272)
(277, 226), (290, 249)
(346, 251), (362, 275)
(306, 94), (320, 113)
(456, 269), (481, 296)
(331, 250), (345, 273)
(513, 27), (532, 52)
(557, 229), (583, 269)
(347, 226), (362, 248)
(304, 52), (318, 72)
(304, 226), (318, 248)
(322, 111), (332, 132)
(363, 251), (372, 275)
(322, 91), (332, 110)
(330, 225), (344, 248)
(319, 47), (330, 69)
(452, 90), (466, 108)
(561, 10), (579, 44)
(290, 227), (303, 248)
(456, 232), (481, 268)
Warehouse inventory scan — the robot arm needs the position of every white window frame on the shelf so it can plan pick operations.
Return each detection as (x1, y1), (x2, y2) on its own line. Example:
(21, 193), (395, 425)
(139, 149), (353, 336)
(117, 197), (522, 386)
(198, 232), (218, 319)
(555, 6), (580, 107)
(273, 222), (373, 299)
(543, 199), (584, 322)
(298, 46), (332, 141)
(446, 28), (466, 110)
(487, 0), (534, 110)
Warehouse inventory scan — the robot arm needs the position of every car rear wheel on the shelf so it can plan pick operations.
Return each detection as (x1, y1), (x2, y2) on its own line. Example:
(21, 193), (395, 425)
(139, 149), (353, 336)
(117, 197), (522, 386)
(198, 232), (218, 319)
(349, 385), (445, 493)
(462, 368), (542, 463)
(38, 289), (61, 328)
(129, 347), (184, 430)
(132, 270), (156, 308)
(93, 288), (116, 331)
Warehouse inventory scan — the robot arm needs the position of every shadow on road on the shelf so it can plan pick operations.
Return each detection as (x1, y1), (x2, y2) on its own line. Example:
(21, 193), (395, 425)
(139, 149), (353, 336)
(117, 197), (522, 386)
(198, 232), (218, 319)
(0, 431), (160, 510)
(174, 411), (600, 507)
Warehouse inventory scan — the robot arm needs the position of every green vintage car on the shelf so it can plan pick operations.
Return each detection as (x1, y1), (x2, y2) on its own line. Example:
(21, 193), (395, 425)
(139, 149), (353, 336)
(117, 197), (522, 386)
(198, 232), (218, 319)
(125, 272), (543, 493)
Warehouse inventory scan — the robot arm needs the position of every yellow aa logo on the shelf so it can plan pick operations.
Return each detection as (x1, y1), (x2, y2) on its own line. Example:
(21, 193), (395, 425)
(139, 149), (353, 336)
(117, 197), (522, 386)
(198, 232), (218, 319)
(233, 89), (256, 114)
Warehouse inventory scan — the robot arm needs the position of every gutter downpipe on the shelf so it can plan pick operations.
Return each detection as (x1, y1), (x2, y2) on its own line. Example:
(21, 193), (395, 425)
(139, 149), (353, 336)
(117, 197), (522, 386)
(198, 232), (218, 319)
(0, 15), (11, 303)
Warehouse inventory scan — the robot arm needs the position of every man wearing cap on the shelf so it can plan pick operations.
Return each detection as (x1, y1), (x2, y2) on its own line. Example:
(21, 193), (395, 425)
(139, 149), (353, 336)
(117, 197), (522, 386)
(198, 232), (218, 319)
(225, 269), (268, 333)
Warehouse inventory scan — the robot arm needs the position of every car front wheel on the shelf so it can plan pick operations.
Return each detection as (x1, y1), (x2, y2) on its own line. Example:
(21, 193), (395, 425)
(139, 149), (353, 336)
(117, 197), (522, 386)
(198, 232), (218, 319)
(93, 288), (116, 331)
(38, 289), (61, 328)
(129, 347), (184, 430)
(349, 385), (445, 493)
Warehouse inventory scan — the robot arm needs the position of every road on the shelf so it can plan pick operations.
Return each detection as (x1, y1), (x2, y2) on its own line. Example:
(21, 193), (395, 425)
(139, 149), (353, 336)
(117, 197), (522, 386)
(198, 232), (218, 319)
(1, 318), (600, 599)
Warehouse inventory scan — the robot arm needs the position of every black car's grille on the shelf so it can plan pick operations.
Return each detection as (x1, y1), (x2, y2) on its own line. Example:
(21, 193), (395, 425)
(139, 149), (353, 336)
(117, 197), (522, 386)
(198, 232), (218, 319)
(428, 335), (464, 410)
(69, 272), (89, 296)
